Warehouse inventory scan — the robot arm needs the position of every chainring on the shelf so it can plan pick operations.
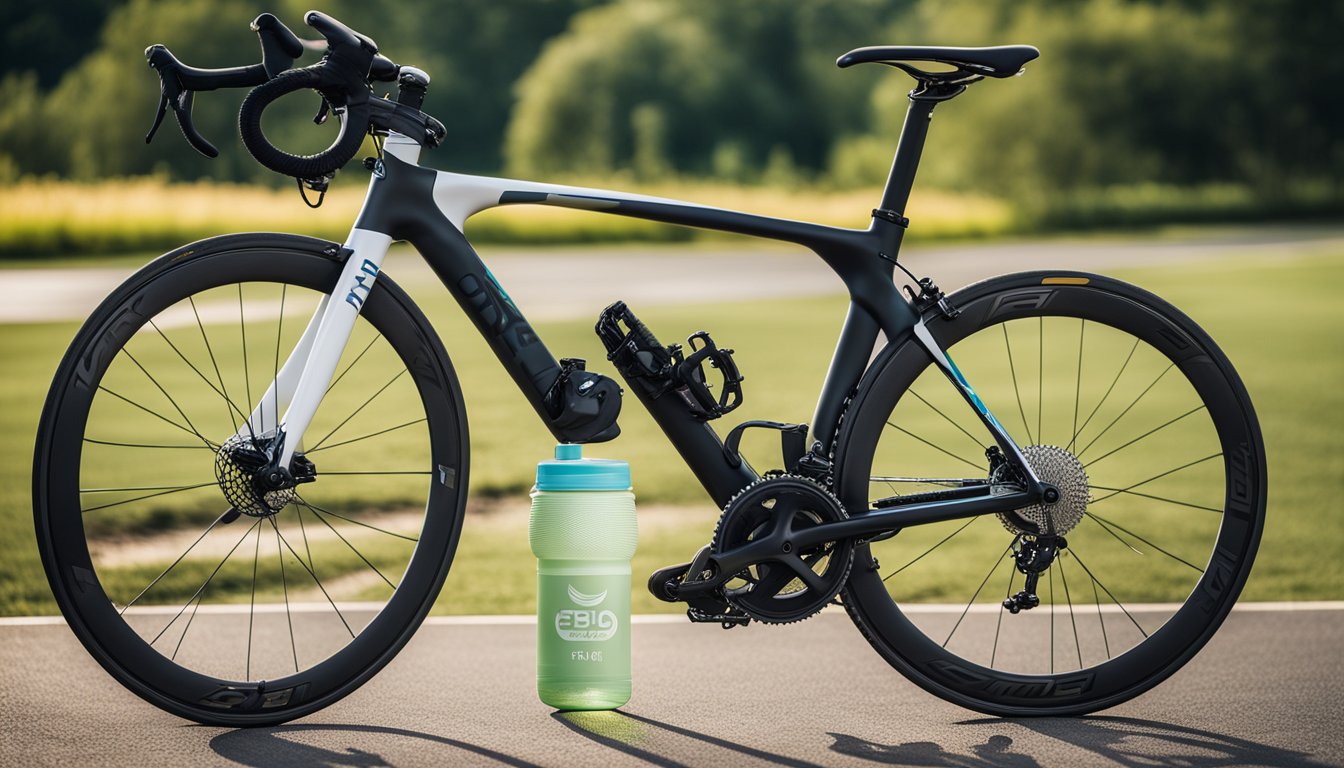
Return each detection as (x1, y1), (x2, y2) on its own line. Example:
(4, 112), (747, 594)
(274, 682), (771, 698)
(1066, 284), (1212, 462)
(710, 476), (854, 624)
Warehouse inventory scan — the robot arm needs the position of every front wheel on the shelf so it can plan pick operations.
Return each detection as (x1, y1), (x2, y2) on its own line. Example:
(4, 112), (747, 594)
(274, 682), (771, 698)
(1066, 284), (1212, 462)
(835, 271), (1265, 716)
(33, 234), (469, 726)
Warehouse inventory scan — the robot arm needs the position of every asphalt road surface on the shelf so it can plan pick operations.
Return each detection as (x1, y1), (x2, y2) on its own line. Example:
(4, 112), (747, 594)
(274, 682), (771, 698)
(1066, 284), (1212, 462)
(3, 223), (1341, 323)
(2, 604), (1341, 767)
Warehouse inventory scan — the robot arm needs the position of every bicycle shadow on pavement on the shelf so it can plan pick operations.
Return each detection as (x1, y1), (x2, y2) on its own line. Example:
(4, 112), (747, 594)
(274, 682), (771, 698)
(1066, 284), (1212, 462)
(553, 709), (828, 768)
(828, 715), (1328, 767)
(208, 723), (541, 768)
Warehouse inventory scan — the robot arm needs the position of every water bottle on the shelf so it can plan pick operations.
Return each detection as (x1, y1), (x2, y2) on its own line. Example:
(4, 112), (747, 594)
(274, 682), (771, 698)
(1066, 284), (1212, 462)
(529, 443), (637, 710)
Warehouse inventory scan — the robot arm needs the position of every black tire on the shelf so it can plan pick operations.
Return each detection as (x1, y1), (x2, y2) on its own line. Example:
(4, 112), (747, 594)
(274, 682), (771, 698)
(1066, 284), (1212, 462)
(834, 271), (1265, 716)
(33, 233), (469, 726)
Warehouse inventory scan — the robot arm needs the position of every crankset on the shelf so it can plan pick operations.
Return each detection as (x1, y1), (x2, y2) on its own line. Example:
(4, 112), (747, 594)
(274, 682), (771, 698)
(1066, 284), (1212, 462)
(711, 476), (854, 624)
(649, 476), (855, 625)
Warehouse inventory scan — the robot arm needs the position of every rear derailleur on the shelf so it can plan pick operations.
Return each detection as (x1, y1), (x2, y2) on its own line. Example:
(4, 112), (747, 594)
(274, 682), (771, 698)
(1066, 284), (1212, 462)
(1002, 534), (1066, 614)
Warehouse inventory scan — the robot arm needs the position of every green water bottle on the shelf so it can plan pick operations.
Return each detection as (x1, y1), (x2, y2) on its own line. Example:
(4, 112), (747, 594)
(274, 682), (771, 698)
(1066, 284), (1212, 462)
(529, 444), (637, 710)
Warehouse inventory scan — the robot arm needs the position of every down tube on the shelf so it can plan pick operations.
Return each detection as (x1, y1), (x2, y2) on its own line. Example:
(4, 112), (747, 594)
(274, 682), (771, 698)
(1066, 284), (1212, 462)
(391, 213), (566, 435)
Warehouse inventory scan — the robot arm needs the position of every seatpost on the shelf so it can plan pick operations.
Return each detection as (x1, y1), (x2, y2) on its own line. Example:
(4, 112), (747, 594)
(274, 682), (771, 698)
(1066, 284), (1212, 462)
(878, 98), (937, 218)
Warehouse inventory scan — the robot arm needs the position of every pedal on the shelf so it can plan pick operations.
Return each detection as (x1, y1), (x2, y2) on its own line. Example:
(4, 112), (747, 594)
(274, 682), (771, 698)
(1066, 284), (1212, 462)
(596, 301), (743, 421)
(671, 331), (743, 420)
(647, 561), (692, 603)
(687, 607), (752, 629)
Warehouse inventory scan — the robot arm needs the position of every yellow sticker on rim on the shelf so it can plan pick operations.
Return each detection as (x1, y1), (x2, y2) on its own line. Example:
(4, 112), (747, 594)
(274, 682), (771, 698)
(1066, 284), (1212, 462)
(1041, 277), (1090, 285)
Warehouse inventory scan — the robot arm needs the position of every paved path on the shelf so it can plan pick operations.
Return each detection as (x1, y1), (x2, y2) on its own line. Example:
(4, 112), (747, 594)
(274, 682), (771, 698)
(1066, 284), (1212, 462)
(2, 605), (1341, 767)
(3, 224), (1341, 323)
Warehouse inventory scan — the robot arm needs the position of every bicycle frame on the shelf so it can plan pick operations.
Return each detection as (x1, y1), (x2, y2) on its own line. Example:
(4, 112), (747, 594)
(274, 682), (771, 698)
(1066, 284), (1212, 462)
(249, 97), (1047, 525)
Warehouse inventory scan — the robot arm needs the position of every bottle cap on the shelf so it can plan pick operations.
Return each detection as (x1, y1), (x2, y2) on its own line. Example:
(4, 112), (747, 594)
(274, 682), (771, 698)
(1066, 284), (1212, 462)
(536, 444), (631, 491)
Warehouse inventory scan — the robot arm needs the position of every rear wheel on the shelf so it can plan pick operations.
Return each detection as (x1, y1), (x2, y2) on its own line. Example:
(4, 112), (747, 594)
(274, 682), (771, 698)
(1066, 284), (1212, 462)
(33, 235), (468, 726)
(835, 271), (1265, 715)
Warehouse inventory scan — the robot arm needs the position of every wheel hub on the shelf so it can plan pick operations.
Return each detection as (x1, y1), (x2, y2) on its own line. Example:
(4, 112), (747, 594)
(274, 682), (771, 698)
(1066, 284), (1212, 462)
(214, 434), (297, 517)
(995, 444), (1089, 535)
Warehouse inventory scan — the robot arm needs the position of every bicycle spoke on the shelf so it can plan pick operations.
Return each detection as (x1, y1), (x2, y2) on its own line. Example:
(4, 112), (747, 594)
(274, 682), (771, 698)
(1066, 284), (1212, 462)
(1083, 405), (1207, 469)
(273, 523), (355, 638)
(96, 385), (217, 449)
(1059, 556), (1083, 670)
(296, 504), (316, 571)
(247, 523), (261, 680)
(1002, 323), (1034, 445)
(271, 285), (286, 442)
(885, 421), (984, 472)
(908, 389), (987, 452)
(271, 518), (300, 674)
(308, 368), (408, 451)
(150, 519), (261, 645)
(882, 516), (980, 583)
(83, 437), (212, 450)
(82, 481), (217, 513)
(990, 565), (1014, 668)
(1092, 574), (1111, 660)
(1037, 317), (1043, 444)
(942, 545), (1012, 648)
(318, 470), (431, 476)
(1048, 561), (1055, 674)
(118, 509), (230, 613)
(324, 332), (383, 398)
(296, 498), (418, 542)
(149, 318), (251, 429)
(1070, 337), (1139, 452)
(300, 503), (397, 589)
(304, 418), (428, 455)
(1070, 319), (1085, 451)
(1077, 363), (1175, 458)
(1088, 453), (1222, 504)
(1088, 483), (1222, 513)
(170, 592), (204, 662)
(239, 284), (254, 432)
(1085, 512), (1205, 573)
(1084, 512), (1144, 556)
(1071, 549), (1148, 639)
(189, 296), (245, 438)
(82, 482), (212, 493)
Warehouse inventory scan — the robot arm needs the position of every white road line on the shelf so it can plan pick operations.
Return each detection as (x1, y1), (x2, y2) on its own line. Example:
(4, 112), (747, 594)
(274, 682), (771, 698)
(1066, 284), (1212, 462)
(2, 601), (1339, 627)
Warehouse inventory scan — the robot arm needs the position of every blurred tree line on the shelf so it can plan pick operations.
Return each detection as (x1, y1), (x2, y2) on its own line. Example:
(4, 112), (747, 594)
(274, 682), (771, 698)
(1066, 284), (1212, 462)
(1, 0), (1340, 210)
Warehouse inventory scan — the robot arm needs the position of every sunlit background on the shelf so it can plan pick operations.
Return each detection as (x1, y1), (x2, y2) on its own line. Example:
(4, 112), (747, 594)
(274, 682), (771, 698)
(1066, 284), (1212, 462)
(1, 0), (1340, 621)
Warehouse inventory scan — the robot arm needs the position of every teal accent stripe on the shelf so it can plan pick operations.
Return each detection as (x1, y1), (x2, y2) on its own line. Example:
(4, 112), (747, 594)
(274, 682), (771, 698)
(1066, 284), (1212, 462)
(945, 352), (1004, 430)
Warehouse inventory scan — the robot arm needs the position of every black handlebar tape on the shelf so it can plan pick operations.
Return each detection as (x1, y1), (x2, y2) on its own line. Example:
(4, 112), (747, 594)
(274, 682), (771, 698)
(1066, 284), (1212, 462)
(238, 67), (370, 180)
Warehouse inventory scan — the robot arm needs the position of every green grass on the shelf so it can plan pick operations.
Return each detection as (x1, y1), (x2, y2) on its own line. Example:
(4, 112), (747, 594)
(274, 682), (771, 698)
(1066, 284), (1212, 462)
(0, 178), (1013, 259)
(1, 248), (1340, 615)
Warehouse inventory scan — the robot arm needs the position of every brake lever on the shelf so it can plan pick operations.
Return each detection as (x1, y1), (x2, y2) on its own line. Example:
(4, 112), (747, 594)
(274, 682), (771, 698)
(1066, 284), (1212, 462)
(144, 48), (220, 158)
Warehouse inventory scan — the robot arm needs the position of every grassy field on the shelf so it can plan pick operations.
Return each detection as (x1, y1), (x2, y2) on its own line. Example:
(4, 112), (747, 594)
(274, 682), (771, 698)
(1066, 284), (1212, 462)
(1, 245), (1340, 615)
(0, 178), (1013, 260)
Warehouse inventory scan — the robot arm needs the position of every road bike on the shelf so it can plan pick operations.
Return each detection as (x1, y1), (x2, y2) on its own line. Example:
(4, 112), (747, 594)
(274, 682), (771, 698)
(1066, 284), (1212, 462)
(33, 11), (1266, 726)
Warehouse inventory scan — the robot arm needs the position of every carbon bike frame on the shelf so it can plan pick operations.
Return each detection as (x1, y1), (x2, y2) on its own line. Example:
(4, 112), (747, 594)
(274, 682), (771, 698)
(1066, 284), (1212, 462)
(249, 97), (1047, 539)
